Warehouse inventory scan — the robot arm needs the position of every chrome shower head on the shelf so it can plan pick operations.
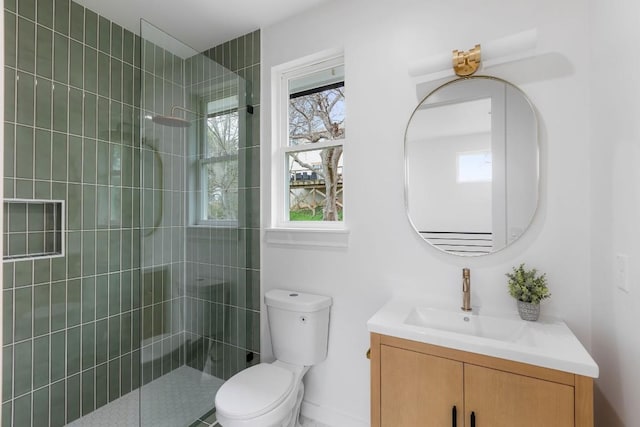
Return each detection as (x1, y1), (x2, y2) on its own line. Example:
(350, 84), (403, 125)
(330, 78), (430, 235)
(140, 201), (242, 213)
(151, 115), (191, 128)
(151, 105), (197, 128)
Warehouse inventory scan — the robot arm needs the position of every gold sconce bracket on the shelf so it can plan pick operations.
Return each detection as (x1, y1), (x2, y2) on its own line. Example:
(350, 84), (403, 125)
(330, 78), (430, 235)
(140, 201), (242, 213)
(452, 44), (482, 77)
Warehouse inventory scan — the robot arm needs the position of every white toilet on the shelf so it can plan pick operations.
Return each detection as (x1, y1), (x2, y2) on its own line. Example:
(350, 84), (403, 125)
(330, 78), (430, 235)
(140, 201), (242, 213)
(215, 289), (332, 427)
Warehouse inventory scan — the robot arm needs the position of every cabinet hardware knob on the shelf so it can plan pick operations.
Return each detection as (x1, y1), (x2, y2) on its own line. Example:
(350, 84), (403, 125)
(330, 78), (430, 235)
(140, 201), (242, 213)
(366, 348), (371, 359)
(452, 405), (457, 427)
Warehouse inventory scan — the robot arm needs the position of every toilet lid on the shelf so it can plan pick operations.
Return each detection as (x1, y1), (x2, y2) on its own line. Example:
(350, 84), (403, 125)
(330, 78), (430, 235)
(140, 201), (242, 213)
(215, 363), (296, 419)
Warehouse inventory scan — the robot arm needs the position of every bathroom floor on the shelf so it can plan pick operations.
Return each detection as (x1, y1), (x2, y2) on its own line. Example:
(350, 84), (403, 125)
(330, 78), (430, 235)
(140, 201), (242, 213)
(66, 363), (332, 427)
(189, 413), (331, 427)
(67, 365), (224, 427)
(188, 407), (219, 427)
(188, 410), (332, 427)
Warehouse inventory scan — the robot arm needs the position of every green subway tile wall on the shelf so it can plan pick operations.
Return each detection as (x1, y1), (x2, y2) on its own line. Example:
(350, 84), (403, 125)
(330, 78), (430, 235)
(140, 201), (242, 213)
(138, 31), (187, 390)
(4, 0), (261, 424)
(3, 0), (146, 425)
(183, 31), (261, 381)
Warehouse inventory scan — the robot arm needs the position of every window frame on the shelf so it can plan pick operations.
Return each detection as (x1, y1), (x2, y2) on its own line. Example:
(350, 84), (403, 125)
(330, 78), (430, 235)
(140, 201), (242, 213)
(271, 50), (347, 230)
(195, 90), (241, 228)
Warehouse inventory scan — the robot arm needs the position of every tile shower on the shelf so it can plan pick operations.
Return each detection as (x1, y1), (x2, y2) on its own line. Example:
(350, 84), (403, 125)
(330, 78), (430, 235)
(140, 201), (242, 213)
(2, 0), (260, 425)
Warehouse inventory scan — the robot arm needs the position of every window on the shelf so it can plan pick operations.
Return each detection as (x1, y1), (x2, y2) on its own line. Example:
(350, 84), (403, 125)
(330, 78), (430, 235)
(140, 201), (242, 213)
(457, 150), (492, 183)
(197, 95), (239, 226)
(273, 53), (346, 227)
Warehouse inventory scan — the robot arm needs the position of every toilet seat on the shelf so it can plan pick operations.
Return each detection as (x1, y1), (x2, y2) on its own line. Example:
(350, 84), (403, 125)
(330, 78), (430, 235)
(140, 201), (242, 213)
(215, 363), (298, 424)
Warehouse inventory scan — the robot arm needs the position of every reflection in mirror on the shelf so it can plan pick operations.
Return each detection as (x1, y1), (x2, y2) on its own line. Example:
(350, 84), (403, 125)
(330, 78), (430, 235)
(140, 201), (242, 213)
(405, 77), (538, 256)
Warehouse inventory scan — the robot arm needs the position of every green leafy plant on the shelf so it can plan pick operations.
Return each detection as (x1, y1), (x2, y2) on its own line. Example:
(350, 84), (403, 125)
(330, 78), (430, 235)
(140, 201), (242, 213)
(506, 263), (551, 304)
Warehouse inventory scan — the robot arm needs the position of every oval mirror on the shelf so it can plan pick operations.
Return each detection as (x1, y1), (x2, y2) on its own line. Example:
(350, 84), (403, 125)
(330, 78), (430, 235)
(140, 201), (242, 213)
(405, 76), (539, 256)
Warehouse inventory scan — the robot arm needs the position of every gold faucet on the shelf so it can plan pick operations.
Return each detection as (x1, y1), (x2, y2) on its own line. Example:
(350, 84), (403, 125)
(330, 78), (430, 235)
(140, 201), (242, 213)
(461, 268), (472, 311)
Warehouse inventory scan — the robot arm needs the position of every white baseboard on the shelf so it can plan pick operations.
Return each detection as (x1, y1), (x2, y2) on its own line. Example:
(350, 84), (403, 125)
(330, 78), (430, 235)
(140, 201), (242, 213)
(300, 400), (368, 427)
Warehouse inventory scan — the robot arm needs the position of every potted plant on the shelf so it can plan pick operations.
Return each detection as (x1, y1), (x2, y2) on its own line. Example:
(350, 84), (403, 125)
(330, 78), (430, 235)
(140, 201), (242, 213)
(506, 263), (551, 321)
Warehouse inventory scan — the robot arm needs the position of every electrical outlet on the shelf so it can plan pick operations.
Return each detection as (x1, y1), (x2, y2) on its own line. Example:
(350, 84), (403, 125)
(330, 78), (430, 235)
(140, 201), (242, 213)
(615, 254), (630, 293)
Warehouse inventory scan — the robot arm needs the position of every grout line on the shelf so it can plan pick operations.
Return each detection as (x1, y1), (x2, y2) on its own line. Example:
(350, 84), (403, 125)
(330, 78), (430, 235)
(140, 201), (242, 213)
(9, 288), (15, 425)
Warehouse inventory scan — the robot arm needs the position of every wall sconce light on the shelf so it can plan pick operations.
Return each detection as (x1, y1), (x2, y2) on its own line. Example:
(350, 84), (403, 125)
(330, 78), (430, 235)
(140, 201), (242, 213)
(452, 44), (482, 76)
(409, 29), (538, 82)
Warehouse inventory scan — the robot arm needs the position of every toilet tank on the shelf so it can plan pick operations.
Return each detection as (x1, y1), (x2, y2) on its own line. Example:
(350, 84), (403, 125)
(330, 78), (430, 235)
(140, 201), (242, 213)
(265, 289), (332, 366)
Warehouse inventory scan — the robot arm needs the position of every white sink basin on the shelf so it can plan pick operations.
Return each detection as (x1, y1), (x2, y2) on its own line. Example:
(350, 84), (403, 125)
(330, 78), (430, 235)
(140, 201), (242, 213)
(367, 299), (599, 378)
(404, 307), (526, 342)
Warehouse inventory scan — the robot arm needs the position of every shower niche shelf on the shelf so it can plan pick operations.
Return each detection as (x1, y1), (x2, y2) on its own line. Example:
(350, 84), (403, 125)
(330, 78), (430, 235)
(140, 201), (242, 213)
(3, 199), (65, 261)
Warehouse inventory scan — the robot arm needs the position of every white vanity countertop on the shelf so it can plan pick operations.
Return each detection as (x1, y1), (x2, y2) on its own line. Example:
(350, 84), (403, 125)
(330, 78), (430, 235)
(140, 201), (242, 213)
(367, 298), (599, 378)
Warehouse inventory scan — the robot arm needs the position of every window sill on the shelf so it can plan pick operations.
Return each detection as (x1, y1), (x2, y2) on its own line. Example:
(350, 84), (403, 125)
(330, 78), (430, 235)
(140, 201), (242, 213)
(265, 227), (350, 248)
(188, 224), (239, 229)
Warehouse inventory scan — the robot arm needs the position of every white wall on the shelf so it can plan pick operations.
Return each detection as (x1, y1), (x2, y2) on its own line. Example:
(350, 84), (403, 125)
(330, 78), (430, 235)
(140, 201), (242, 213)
(589, 0), (640, 425)
(261, 0), (592, 425)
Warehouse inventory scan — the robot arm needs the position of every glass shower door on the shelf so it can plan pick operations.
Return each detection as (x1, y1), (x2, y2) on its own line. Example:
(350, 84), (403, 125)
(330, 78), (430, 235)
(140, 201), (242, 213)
(138, 20), (255, 427)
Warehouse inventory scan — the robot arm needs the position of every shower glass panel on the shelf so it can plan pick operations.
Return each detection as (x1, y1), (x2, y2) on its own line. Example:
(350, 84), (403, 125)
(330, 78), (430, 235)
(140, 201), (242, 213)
(139, 20), (257, 427)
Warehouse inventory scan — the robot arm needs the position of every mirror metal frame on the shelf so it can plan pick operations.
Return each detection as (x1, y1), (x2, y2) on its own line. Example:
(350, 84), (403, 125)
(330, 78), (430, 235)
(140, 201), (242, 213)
(404, 75), (540, 256)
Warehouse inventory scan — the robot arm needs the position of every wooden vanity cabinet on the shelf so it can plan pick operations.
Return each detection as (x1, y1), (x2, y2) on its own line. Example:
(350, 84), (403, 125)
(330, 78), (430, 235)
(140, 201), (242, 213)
(380, 344), (463, 426)
(370, 333), (594, 427)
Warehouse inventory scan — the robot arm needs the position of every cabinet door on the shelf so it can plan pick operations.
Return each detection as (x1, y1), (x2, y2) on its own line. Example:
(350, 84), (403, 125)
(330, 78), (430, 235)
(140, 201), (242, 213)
(380, 345), (463, 427)
(464, 364), (574, 427)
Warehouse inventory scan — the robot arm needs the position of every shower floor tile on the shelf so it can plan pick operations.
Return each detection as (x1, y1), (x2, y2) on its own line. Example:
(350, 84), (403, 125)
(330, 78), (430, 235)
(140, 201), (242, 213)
(68, 365), (224, 427)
